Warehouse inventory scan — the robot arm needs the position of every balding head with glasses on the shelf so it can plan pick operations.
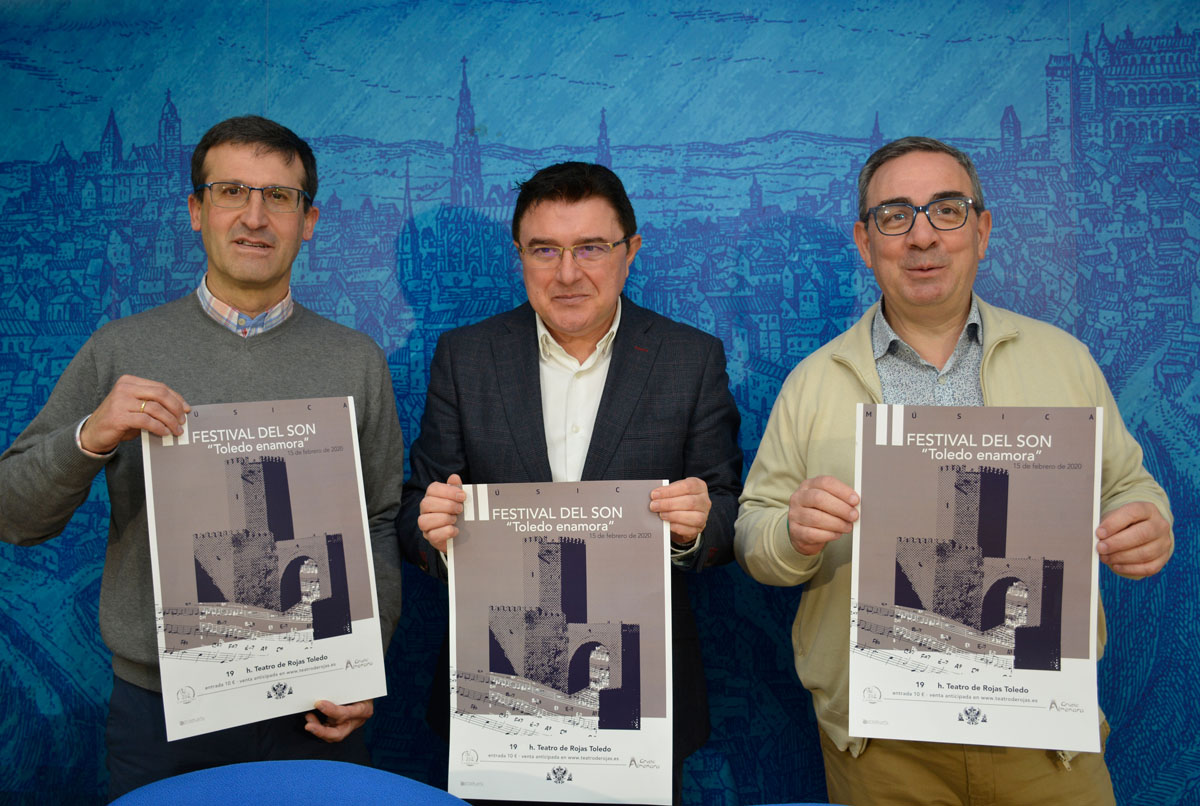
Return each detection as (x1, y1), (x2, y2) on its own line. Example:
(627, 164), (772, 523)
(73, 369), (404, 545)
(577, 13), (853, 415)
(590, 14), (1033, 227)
(852, 136), (992, 368)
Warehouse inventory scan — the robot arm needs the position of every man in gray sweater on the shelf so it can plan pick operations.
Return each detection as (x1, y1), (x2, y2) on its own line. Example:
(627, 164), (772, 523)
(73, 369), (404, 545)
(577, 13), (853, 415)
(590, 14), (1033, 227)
(0, 115), (405, 800)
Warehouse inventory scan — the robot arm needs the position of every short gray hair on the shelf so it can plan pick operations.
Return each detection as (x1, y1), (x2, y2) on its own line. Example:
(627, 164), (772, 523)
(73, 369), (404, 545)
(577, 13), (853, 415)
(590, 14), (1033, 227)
(857, 136), (986, 221)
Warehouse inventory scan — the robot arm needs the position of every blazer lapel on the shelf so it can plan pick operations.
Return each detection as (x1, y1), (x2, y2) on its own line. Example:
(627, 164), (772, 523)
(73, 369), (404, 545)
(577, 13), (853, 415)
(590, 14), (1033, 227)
(493, 306), (553, 481)
(581, 298), (659, 480)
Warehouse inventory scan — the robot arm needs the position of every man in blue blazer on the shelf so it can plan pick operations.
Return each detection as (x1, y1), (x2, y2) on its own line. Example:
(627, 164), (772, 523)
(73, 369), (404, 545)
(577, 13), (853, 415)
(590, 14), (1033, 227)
(398, 161), (742, 804)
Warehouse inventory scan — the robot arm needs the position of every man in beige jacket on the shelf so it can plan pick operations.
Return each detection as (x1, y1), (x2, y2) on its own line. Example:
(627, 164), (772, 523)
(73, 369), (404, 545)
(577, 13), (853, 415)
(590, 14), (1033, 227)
(735, 136), (1173, 806)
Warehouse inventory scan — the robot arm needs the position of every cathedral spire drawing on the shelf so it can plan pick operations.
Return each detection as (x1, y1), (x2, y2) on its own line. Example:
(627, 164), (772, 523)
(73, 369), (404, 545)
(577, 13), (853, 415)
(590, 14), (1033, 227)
(100, 109), (122, 171)
(597, 108), (612, 168)
(158, 89), (181, 169)
(403, 157), (414, 222)
(450, 57), (484, 208)
(398, 158), (421, 281)
(869, 111), (884, 153)
(1000, 106), (1022, 155)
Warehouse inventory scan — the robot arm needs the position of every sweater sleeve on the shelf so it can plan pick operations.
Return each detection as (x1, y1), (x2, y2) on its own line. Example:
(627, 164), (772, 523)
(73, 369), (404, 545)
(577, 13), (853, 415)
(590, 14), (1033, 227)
(0, 337), (111, 546)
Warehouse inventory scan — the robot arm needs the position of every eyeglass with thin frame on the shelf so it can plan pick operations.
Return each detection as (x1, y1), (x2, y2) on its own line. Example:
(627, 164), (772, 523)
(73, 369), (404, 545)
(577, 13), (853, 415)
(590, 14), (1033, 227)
(864, 196), (977, 236)
(517, 237), (632, 266)
(195, 182), (312, 213)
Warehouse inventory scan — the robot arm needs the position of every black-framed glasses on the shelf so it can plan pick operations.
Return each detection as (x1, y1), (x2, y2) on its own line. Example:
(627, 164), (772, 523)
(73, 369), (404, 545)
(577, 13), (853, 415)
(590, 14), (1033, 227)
(517, 237), (632, 266)
(195, 182), (311, 213)
(865, 196), (976, 236)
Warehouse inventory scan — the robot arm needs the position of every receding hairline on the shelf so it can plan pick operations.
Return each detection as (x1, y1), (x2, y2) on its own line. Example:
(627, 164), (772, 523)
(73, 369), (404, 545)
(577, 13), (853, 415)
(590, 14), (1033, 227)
(857, 136), (986, 220)
(862, 155), (976, 206)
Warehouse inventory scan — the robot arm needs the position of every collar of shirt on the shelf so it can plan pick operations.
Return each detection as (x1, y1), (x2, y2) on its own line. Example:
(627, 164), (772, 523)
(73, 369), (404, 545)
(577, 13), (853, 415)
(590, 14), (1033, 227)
(871, 295), (983, 361)
(196, 280), (294, 338)
(872, 295), (985, 407)
(535, 298), (622, 371)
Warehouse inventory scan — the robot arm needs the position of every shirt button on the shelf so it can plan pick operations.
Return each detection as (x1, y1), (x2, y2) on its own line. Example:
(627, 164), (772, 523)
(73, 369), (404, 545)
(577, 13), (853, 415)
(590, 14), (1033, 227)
(571, 425), (580, 434)
(937, 377), (947, 385)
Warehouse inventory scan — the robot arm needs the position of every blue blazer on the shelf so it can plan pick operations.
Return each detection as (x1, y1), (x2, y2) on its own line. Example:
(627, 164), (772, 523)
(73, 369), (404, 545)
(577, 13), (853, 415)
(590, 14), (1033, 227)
(398, 295), (742, 759)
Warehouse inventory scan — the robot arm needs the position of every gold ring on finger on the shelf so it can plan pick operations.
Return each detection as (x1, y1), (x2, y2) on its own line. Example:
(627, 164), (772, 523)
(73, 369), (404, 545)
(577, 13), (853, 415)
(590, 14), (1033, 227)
(140, 400), (147, 413)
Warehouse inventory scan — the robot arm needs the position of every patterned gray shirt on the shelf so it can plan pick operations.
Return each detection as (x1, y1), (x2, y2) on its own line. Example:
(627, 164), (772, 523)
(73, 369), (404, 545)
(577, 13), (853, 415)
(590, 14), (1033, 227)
(872, 296), (984, 406)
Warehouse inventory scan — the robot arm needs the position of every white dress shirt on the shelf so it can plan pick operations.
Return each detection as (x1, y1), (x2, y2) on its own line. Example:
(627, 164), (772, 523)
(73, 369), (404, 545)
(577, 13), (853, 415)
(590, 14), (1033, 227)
(536, 301), (621, 483)
(534, 300), (701, 563)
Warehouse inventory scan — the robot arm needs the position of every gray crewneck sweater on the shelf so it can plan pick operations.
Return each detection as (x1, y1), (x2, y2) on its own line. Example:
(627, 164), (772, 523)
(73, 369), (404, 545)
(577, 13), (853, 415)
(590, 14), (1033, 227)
(0, 293), (404, 691)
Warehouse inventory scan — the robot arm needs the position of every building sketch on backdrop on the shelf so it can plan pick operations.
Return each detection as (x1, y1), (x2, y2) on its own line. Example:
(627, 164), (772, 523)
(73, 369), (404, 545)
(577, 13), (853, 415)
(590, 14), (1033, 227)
(1, 6), (1197, 803)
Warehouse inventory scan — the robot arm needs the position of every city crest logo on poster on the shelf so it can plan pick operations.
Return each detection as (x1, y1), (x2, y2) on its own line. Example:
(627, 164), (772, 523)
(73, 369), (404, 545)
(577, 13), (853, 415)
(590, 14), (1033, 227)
(958, 706), (988, 725)
(547, 766), (573, 784)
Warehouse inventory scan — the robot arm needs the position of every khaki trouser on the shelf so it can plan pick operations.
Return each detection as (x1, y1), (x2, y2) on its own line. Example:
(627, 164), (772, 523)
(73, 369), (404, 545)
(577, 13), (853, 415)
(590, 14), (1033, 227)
(819, 726), (1116, 806)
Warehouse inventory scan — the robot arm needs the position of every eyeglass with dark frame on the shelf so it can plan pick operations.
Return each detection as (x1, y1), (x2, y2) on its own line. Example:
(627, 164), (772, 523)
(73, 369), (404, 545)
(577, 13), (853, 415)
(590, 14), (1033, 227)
(864, 196), (977, 236)
(517, 237), (633, 265)
(195, 182), (312, 213)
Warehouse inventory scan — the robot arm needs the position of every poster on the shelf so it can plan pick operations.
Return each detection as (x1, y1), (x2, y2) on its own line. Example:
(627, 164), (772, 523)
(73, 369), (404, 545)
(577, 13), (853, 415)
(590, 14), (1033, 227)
(142, 396), (386, 740)
(849, 404), (1103, 752)
(447, 480), (672, 805)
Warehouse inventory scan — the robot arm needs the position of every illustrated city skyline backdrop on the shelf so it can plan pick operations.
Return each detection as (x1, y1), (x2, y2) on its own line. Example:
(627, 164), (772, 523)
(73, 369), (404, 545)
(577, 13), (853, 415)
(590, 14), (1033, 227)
(1, 12), (1197, 804)
(5, 27), (1198, 462)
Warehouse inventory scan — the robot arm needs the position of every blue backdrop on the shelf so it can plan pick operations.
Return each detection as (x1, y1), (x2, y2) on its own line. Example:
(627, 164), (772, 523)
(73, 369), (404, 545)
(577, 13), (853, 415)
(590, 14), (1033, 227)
(1, 2), (1197, 804)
